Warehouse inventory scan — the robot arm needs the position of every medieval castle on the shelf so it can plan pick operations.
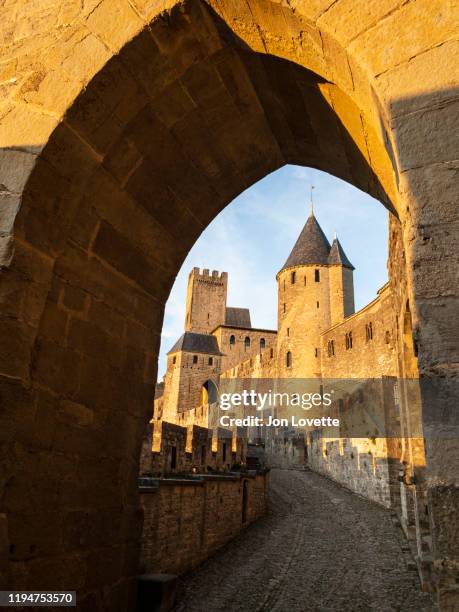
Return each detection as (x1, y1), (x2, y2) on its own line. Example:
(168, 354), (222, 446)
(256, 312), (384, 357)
(154, 209), (396, 428)
(148, 208), (406, 514)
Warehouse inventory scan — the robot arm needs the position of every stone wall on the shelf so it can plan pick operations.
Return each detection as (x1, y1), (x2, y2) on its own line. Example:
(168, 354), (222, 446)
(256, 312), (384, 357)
(160, 350), (222, 420)
(214, 325), (277, 372)
(139, 472), (269, 576)
(149, 420), (247, 476)
(320, 284), (397, 378)
(307, 431), (401, 509)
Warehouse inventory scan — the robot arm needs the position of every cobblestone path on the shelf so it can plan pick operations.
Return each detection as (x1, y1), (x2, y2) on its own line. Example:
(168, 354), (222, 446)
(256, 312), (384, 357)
(175, 468), (436, 611)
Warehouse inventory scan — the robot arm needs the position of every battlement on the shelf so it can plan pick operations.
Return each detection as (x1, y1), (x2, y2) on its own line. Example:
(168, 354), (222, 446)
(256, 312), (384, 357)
(190, 267), (228, 281)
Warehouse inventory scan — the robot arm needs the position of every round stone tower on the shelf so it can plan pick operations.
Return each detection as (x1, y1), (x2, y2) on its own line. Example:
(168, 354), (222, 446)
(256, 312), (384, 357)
(276, 210), (354, 378)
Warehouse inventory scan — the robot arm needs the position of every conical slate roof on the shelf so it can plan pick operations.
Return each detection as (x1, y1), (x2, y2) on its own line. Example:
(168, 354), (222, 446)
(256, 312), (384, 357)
(328, 237), (354, 270)
(279, 212), (331, 272)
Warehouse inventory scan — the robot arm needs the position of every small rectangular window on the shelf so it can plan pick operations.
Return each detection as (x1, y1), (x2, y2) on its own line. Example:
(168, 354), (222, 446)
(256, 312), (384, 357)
(170, 446), (177, 470)
(193, 355), (198, 364)
(283, 303), (286, 313)
(316, 301), (319, 308)
(287, 327), (290, 337)
(315, 269), (320, 282)
(208, 357), (213, 365)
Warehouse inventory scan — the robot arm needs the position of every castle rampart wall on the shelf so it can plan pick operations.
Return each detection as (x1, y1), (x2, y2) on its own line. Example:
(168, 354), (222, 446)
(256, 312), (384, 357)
(320, 284), (397, 379)
(139, 471), (268, 577)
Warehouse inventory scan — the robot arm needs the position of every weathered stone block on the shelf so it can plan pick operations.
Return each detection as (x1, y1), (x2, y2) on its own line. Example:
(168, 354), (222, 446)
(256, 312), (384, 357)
(92, 220), (174, 298)
(34, 338), (81, 395)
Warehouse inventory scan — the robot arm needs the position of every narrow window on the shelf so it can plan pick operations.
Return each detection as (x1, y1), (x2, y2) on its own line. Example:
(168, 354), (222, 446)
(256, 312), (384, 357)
(229, 334), (235, 349)
(317, 301), (319, 308)
(172, 356), (176, 365)
(291, 271), (296, 284)
(260, 338), (265, 350)
(287, 327), (290, 337)
(315, 269), (320, 282)
(270, 348), (274, 359)
(315, 348), (318, 357)
(207, 312), (210, 319)
(193, 355), (198, 364)
(366, 322), (374, 341)
(170, 446), (177, 470)
(283, 279), (286, 291)
(327, 340), (335, 357)
(244, 336), (250, 350)
(286, 351), (292, 368)
(385, 330), (391, 345)
(222, 442), (227, 462)
(346, 332), (353, 350)
(283, 303), (286, 314)
(304, 275), (306, 286)
(208, 357), (213, 366)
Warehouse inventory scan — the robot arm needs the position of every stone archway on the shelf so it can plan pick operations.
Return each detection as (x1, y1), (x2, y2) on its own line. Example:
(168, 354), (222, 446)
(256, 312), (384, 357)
(201, 379), (218, 405)
(0, 1), (457, 609)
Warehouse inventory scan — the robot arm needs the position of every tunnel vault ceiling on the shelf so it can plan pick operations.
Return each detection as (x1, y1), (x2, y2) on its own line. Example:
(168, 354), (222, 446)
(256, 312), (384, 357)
(17, 0), (397, 273)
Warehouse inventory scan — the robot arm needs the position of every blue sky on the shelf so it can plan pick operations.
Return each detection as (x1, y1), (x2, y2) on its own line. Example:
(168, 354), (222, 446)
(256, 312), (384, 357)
(158, 165), (389, 377)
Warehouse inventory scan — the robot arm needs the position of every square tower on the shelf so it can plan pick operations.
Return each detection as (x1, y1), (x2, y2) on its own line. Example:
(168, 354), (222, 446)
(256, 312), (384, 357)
(184, 268), (228, 334)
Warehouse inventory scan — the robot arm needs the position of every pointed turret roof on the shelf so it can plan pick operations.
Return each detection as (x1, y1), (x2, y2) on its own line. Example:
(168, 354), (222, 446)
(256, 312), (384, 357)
(279, 212), (331, 272)
(328, 236), (354, 270)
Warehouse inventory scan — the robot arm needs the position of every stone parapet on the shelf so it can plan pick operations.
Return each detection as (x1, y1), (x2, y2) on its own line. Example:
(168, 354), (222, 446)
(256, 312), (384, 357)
(139, 471), (269, 576)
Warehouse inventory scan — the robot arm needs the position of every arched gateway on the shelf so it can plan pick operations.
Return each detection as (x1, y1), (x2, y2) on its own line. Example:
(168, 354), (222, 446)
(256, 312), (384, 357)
(0, 1), (457, 609)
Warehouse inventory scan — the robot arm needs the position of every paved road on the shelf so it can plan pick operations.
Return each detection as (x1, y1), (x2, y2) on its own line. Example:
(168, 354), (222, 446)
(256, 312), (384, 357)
(175, 468), (436, 611)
